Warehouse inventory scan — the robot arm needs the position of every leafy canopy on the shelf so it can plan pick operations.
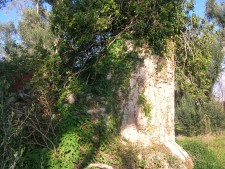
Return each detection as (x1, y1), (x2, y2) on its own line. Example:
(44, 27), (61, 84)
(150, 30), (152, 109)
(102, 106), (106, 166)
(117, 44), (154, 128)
(51, 0), (182, 69)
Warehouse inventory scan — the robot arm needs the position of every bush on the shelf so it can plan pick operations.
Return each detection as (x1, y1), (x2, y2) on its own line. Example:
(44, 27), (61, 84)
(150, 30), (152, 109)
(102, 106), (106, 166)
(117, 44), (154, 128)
(175, 94), (225, 136)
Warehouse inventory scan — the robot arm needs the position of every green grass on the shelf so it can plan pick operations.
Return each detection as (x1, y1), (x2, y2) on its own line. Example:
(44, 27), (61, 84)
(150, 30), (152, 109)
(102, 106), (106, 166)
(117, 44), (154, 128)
(177, 133), (225, 169)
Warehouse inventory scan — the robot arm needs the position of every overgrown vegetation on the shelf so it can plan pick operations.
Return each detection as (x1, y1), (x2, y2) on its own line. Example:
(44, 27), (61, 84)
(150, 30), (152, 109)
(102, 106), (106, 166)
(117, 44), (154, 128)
(0, 0), (225, 168)
(138, 92), (152, 117)
(176, 94), (225, 136)
(175, 0), (225, 137)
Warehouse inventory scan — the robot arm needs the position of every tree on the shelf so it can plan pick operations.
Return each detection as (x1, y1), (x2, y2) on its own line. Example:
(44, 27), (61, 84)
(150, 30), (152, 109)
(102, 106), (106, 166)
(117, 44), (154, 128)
(206, 0), (225, 61)
(18, 8), (55, 55)
(175, 2), (225, 136)
(0, 3), (58, 168)
(0, 22), (17, 60)
(6, 0), (224, 168)
(206, 0), (225, 27)
(176, 14), (224, 101)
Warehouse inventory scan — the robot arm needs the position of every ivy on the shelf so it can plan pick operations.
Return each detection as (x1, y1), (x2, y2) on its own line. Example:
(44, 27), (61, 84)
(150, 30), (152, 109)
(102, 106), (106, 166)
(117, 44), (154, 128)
(138, 93), (152, 117)
(3, 0), (223, 168)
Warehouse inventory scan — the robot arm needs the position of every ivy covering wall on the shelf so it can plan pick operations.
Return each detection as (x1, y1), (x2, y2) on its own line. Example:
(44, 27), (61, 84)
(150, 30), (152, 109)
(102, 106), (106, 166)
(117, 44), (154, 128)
(0, 0), (224, 168)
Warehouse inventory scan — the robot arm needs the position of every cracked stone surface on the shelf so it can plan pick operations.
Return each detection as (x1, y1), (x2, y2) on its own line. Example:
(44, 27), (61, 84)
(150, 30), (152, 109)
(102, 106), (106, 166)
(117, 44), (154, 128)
(120, 42), (193, 168)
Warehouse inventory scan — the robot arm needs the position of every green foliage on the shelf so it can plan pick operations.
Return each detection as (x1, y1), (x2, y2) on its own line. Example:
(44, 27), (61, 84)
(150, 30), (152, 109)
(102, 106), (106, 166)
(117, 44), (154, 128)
(20, 36), (140, 168)
(0, 107), (25, 168)
(0, 44), (32, 168)
(206, 0), (225, 27)
(203, 134), (225, 165)
(51, 0), (182, 70)
(18, 8), (55, 56)
(0, 6), (60, 169)
(175, 14), (224, 101)
(50, 38), (139, 168)
(0, 22), (16, 44)
(175, 94), (225, 136)
(138, 93), (152, 117)
(47, 5), (185, 168)
(19, 148), (49, 169)
(43, 133), (81, 169)
(2, 0), (224, 168)
(0, 22), (21, 60)
(175, 1), (225, 139)
(176, 94), (201, 136)
(56, 132), (80, 166)
(178, 139), (225, 169)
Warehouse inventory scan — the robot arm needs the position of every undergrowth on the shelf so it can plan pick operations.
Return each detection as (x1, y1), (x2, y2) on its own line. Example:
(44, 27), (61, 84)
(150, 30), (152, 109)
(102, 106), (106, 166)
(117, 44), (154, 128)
(175, 94), (225, 136)
(14, 38), (141, 168)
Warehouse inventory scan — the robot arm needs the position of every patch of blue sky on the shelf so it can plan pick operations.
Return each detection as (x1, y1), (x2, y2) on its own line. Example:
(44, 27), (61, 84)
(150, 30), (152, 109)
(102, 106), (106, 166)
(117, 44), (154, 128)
(0, 0), (51, 26)
(193, 0), (206, 17)
(0, 1), (31, 26)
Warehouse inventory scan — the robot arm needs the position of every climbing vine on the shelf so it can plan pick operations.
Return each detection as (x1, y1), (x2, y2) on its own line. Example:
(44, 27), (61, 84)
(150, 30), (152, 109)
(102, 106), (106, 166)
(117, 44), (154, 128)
(3, 0), (223, 168)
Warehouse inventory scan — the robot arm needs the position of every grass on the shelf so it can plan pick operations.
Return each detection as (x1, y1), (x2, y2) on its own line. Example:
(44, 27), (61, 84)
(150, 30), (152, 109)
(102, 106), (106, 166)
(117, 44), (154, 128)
(177, 132), (225, 169)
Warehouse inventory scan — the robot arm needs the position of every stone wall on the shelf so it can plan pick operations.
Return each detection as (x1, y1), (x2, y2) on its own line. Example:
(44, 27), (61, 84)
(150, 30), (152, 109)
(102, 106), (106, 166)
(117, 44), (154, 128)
(120, 42), (193, 168)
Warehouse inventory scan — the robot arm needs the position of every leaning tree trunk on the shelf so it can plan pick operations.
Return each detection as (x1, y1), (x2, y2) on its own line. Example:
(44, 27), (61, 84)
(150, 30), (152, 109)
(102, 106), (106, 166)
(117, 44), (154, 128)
(120, 41), (193, 168)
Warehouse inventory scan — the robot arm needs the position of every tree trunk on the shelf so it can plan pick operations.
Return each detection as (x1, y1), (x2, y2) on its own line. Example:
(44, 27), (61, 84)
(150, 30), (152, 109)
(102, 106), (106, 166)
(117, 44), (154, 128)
(120, 41), (193, 168)
(35, 0), (40, 14)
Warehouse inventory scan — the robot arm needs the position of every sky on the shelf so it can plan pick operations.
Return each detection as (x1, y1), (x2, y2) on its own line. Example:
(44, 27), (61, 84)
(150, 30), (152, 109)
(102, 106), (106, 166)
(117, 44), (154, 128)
(0, 0), (51, 25)
(194, 0), (206, 17)
(0, 1), (28, 25)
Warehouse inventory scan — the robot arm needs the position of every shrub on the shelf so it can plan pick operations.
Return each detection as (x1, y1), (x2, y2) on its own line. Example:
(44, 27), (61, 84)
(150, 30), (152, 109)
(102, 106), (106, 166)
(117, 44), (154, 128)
(175, 94), (225, 136)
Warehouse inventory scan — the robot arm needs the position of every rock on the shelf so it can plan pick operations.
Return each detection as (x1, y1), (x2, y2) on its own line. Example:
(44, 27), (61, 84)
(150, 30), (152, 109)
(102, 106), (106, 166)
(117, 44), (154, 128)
(86, 163), (113, 169)
(67, 93), (75, 104)
(119, 42), (193, 168)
